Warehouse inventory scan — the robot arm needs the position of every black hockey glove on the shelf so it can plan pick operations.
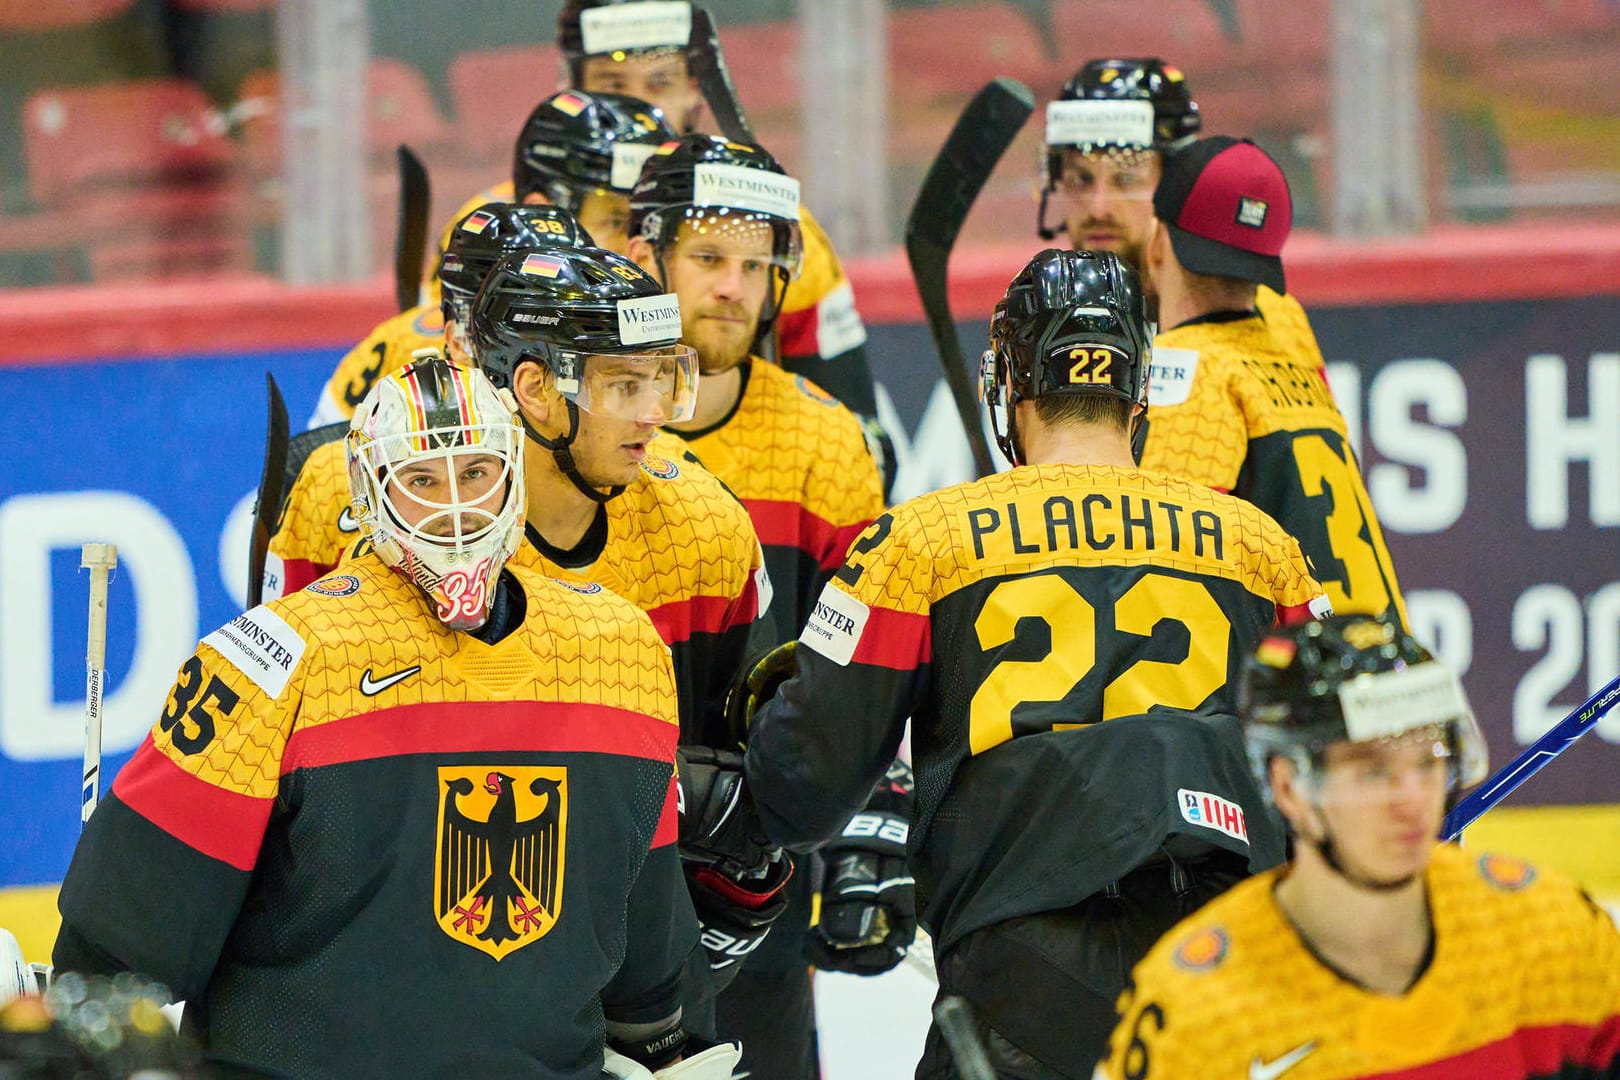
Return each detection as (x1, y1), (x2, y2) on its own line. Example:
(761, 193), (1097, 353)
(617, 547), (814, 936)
(721, 641), (798, 746)
(805, 758), (917, 976)
(675, 745), (795, 977)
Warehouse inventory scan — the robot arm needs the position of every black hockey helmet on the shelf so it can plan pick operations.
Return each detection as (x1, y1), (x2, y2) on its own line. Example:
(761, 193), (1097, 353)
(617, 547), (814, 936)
(630, 134), (803, 346)
(512, 90), (677, 209)
(1038, 58), (1201, 238)
(470, 246), (695, 501)
(558, 1), (697, 80)
(439, 203), (595, 325)
(1240, 614), (1489, 800)
(983, 249), (1151, 462)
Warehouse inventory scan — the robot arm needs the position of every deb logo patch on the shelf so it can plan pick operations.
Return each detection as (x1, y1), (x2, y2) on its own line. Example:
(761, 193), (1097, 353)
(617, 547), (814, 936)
(1178, 788), (1249, 845)
(799, 583), (869, 666)
(794, 374), (839, 407)
(1173, 927), (1229, 972)
(1478, 853), (1537, 892)
(305, 574), (361, 598)
(641, 452), (680, 480)
(1146, 346), (1199, 407)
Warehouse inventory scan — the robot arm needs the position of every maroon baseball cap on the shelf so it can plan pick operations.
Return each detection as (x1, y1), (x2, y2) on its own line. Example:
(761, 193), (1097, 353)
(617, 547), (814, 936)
(1153, 136), (1291, 293)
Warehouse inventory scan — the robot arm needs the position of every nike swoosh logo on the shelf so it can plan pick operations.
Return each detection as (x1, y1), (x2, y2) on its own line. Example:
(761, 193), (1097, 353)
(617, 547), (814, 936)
(1250, 1041), (1317, 1080)
(360, 665), (420, 696)
(338, 506), (359, 532)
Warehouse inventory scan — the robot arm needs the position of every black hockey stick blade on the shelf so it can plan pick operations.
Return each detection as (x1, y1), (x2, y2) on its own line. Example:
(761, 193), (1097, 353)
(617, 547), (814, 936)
(246, 373), (290, 609)
(904, 77), (1035, 478)
(689, 6), (755, 143)
(394, 144), (431, 312)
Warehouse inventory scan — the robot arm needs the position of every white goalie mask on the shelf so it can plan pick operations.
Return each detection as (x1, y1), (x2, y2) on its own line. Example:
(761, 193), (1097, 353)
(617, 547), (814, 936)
(345, 354), (526, 631)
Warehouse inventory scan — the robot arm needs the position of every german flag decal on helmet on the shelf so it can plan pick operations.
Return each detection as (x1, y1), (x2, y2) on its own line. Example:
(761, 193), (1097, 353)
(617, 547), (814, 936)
(435, 766), (567, 961)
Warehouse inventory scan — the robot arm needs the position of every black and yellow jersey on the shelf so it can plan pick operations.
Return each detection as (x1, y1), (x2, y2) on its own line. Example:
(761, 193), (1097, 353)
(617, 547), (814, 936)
(309, 303), (444, 427)
(745, 465), (1327, 953)
(669, 359), (883, 647)
(55, 555), (691, 1079)
(262, 430), (765, 746)
(1143, 307), (1406, 624)
(1098, 844), (1620, 1079)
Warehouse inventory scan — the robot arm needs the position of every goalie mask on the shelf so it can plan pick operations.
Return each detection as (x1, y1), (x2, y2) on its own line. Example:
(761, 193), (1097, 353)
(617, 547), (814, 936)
(982, 249), (1151, 466)
(1038, 57), (1201, 240)
(345, 354), (526, 631)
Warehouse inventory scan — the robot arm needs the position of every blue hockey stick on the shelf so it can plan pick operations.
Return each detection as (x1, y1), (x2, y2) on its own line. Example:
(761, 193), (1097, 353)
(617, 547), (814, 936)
(1443, 673), (1620, 841)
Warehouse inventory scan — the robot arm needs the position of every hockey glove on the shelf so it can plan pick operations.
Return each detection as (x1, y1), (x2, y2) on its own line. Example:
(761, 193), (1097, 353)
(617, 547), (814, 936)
(674, 745), (795, 977)
(603, 1040), (743, 1080)
(721, 640), (799, 745)
(805, 758), (918, 976)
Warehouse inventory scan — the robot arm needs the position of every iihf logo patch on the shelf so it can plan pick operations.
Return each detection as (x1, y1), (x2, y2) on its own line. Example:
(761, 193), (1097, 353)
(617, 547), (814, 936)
(553, 579), (603, 595)
(1478, 853), (1536, 891)
(1236, 197), (1268, 228)
(640, 453), (680, 480)
(305, 574), (361, 598)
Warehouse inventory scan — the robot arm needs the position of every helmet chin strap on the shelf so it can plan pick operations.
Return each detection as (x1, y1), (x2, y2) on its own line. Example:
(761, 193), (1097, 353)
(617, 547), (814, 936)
(1300, 801), (1420, 894)
(521, 403), (624, 504)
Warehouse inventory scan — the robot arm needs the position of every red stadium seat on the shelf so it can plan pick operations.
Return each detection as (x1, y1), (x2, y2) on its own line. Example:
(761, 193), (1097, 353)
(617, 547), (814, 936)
(0, 0), (130, 31)
(716, 21), (802, 115)
(1049, 0), (1242, 80)
(889, 4), (1056, 103)
(1426, 0), (1614, 53)
(448, 45), (566, 163)
(86, 233), (255, 282)
(238, 59), (455, 175)
(22, 79), (234, 206)
(168, 0), (275, 9)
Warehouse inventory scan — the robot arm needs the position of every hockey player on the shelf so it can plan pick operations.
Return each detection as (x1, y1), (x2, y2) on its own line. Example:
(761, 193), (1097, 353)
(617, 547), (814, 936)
(54, 356), (738, 1078)
(1097, 614), (1620, 1079)
(470, 247), (794, 1038)
(557, 0), (895, 492)
(624, 132), (888, 1079)
(1140, 136), (1405, 622)
(739, 249), (1332, 1078)
(1036, 57), (1320, 362)
(310, 200), (595, 428)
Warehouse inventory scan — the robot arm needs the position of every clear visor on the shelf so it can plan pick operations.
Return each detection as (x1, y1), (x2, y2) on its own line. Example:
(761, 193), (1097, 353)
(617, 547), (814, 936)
(1048, 146), (1158, 202)
(670, 207), (803, 281)
(555, 344), (699, 423)
(1306, 726), (1461, 808)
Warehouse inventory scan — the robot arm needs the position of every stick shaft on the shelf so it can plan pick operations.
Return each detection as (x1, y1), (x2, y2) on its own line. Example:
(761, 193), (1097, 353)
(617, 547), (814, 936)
(1443, 673), (1620, 840)
(80, 544), (117, 825)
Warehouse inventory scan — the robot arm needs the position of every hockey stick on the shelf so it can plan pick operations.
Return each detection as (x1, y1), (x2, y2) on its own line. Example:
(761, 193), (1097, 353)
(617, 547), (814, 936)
(904, 78), (1035, 479)
(934, 995), (996, 1080)
(688, 6), (754, 144)
(246, 373), (290, 609)
(394, 145), (431, 313)
(79, 543), (118, 825)
(1442, 673), (1620, 841)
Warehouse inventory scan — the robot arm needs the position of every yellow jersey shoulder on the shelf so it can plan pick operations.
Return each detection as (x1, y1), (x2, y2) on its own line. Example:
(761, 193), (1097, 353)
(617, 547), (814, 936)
(323, 304), (445, 422)
(781, 202), (844, 316)
(734, 360), (883, 520)
(269, 437), (353, 570)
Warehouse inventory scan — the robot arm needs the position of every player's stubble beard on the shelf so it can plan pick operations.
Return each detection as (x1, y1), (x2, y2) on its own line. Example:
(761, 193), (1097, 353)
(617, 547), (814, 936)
(689, 302), (758, 375)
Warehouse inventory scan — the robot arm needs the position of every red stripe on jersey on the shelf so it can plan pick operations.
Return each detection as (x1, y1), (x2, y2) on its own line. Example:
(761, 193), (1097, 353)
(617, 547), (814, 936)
(1276, 600), (1318, 626)
(746, 499), (871, 569)
(282, 700), (678, 773)
(1360, 1020), (1620, 1078)
(849, 606), (931, 670)
(112, 735), (274, 871)
(279, 557), (334, 596)
(651, 774), (678, 850)
(776, 305), (818, 358)
(646, 591), (750, 646)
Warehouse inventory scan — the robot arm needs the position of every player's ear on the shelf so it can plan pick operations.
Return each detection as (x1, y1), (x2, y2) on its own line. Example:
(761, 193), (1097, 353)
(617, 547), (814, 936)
(1268, 755), (1308, 825)
(627, 236), (662, 282)
(509, 361), (555, 426)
